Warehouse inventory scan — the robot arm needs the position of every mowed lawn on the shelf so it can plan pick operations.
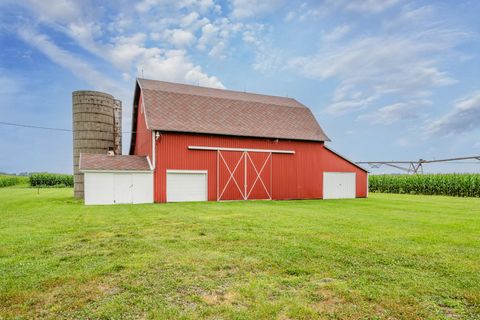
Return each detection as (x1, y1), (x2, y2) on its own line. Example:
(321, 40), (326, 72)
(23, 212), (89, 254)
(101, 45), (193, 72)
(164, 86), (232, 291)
(1, 189), (479, 319)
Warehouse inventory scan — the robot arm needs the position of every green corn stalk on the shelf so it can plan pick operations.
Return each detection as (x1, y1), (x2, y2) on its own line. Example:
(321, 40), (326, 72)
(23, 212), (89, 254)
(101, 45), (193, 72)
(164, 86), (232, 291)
(369, 173), (479, 197)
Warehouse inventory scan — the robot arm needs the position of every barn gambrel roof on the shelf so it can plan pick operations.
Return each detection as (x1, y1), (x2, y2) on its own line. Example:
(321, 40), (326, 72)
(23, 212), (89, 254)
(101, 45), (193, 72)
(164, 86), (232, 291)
(130, 78), (330, 153)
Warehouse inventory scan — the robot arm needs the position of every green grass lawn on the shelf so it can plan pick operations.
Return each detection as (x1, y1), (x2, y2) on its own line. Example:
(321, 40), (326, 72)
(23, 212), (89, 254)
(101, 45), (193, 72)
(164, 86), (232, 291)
(0, 188), (479, 319)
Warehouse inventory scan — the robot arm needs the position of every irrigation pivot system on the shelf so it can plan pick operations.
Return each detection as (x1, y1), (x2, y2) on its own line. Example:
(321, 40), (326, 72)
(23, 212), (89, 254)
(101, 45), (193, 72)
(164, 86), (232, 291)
(357, 156), (480, 174)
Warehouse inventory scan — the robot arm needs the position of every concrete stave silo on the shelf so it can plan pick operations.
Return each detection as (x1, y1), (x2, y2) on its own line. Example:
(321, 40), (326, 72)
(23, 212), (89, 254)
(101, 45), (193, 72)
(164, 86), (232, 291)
(113, 99), (122, 156)
(72, 91), (122, 199)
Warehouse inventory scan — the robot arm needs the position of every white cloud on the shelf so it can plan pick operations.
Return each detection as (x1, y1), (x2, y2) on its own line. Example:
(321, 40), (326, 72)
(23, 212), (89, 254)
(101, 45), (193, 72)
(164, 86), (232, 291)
(197, 23), (219, 50)
(231, 0), (283, 19)
(180, 12), (209, 31)
(282, 2), (327, 22)
(139, 50), (224, 88)
(107, 13), (132, 33)
(179, 0), (220, 13)
(181, 12), (200, 27)
(106, 33), (149, 69)
(298, 8), (325, 21)
(67, 21), (102, 47)
(196, 18), (244, 57)
(285, 0), (399, 22)
(21, 0), (84, 24)
(17, 28), (124, 97)
(208, 41), (226, 59)
(343, 0), (401, 13)
(251, 41), (284, 73)
(384, 5), (434, 29)
(0, 71), (22, 97)
(102, 34), (224, 88)
(284, 11), (295, 22)
(289, 25), (462, 115)
(323, 25), (350, 42)
(135, 0), (218, 13)
(358, 101), (430, 124)
(163, 29), (196, 47)
(13, 0), (259, 79)
(290, 31), (458, 84)
(242, 30), (257, 44)
(325, 94), (380, 115)
(135, 0), (162, 13)
(13, 1), (225, 92)
(425, 91), (480, 136)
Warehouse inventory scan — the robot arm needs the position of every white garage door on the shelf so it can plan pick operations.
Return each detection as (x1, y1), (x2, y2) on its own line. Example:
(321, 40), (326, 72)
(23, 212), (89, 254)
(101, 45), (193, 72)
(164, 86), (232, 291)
(84, 172), (153, 205)
(167, 170), (207, 202)
(323, 172), (356, 199)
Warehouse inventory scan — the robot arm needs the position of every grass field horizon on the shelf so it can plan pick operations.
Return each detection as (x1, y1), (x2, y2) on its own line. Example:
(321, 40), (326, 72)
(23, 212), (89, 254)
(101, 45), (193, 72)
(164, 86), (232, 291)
(1, 188), (479, 319)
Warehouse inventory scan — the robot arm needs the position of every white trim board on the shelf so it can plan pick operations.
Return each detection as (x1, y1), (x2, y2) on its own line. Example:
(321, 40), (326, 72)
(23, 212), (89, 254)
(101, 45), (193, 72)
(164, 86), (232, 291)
(188, 146), (295, 154)
(146, 156), (154, 170)
(81, 169), (153, 173)
(167, 169), (208, 174)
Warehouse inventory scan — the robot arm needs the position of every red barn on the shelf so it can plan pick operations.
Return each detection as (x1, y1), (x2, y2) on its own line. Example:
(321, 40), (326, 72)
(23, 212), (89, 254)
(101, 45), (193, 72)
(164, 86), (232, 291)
(129, 78), (368, 203)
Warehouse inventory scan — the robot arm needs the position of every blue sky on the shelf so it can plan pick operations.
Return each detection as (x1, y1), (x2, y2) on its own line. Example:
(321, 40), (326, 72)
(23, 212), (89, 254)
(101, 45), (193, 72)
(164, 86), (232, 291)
(0, 0), (479, 174)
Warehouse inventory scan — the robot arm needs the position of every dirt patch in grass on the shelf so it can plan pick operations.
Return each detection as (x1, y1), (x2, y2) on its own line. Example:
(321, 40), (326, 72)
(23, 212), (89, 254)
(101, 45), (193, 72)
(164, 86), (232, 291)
(201, 289), (239, 306)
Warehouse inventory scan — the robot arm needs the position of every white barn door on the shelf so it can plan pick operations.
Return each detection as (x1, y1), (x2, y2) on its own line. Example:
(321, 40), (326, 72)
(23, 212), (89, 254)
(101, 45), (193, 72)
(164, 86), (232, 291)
(323, 172), (356, 199)
(132, 174), (154, 204)
(114, 173), (133, 204)
(84, 172), (153, 205)
(84, 172), (115, 205)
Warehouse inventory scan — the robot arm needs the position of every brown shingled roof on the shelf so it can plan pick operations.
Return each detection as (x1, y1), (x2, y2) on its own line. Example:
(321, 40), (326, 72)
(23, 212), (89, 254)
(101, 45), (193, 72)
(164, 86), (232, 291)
(79, 154), (152, 171)
(136, 78), (330, 142)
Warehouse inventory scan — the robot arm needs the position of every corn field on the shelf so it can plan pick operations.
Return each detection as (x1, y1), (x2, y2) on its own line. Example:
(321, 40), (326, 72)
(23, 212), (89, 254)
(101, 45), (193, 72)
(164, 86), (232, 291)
(369, 174), (480, 197)
(29, 173), (74, 188)
(0, 175), (29, 188)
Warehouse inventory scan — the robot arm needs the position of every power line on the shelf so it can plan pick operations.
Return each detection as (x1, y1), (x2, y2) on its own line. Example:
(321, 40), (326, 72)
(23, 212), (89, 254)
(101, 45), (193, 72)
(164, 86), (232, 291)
(0, 121), (71, 132)
(0, 121), (139, 134)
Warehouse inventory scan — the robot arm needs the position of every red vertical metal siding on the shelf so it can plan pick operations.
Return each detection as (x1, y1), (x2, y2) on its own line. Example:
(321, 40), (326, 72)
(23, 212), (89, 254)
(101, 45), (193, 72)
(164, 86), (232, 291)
(132, 93), (158, 203)
(133, 93), (152, 160)
(320, 147), (368, 198)
(153, 132), (368, 202)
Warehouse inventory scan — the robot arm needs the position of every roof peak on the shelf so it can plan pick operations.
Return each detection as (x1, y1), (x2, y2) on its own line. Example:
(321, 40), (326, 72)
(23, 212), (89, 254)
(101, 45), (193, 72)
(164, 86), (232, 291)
(136, 78), (304, 108)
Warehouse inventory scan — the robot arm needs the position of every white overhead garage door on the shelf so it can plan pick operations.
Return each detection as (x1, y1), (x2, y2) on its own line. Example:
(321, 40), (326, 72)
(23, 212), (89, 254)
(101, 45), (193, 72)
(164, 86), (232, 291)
(84, 172), (153, 205)
(166, 170), (208, 202)
(323, 172), (356, 199)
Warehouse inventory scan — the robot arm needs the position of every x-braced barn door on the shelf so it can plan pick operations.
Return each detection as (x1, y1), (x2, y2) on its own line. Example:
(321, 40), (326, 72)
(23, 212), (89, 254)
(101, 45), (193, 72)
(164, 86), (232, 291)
(217, 151), (272, 201)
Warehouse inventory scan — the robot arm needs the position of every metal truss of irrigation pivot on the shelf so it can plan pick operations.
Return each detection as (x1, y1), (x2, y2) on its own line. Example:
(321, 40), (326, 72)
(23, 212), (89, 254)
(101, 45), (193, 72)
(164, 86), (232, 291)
(357, 156), (480, 174)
